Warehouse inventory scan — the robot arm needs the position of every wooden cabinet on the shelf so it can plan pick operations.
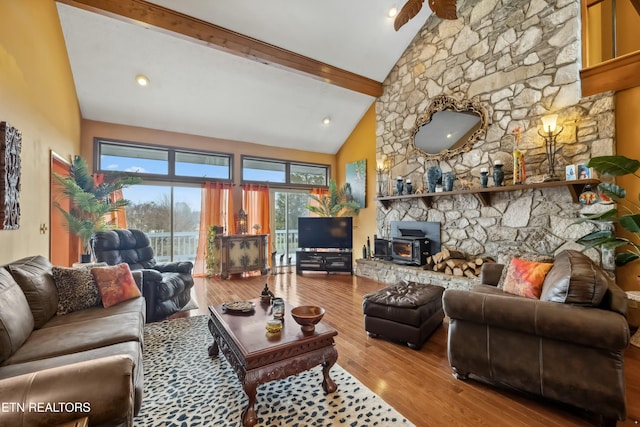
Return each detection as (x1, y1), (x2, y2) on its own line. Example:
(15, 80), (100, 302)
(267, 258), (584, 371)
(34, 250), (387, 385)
(216, 234), (269, 279)
(296, 251), (353, 275)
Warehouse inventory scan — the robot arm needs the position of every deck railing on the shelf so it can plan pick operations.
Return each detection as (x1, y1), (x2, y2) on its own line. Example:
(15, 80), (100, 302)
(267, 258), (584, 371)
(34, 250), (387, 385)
(147, 229), (299, 263)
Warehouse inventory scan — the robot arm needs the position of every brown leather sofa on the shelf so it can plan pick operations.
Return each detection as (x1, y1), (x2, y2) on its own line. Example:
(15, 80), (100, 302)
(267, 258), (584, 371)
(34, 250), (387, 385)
(442, 250), (629, 426)
(0, 255), (145, 427)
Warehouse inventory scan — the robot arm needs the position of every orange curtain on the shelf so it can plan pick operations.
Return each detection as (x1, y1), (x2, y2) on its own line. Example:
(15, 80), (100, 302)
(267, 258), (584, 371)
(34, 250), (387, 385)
(194, 182), (234, 277)
(308, 187), (329, 217)
(93, 173), (127, 228)
(242, 183), (271, 259)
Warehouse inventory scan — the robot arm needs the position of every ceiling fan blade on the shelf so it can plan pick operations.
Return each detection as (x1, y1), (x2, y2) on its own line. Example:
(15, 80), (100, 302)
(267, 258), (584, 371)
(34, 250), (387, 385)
(394, 0), (425, 31)
(428, 0), (458, 20)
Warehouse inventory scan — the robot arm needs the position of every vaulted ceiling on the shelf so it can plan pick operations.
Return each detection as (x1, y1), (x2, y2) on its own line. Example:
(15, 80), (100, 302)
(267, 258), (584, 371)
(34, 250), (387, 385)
(55, 0), (433, 154)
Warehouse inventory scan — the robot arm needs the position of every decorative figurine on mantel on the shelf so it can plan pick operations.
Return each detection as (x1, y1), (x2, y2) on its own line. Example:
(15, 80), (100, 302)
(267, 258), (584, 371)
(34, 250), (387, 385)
(480, 168), (489, 188)
(396, 176), (404, 195)
(493, 161), (505, 186)
(512, 127), (526, 185)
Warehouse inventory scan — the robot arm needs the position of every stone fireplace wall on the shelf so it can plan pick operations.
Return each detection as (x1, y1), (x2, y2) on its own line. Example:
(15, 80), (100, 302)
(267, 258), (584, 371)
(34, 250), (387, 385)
(376, 0), (615, 265)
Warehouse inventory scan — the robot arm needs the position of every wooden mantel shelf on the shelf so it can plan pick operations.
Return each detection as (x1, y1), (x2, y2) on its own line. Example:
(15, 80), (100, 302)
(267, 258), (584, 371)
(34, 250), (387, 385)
(376, 179), (600, 208)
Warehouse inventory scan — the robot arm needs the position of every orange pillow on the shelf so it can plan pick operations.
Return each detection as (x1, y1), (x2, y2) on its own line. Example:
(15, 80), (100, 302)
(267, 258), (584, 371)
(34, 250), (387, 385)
(91, 264), (141, 308)
(502, 257), (553, 299)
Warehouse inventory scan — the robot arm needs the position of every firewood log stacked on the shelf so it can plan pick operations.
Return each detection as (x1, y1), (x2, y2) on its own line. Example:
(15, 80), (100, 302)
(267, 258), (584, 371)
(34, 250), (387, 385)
(424, 247), (494, 277)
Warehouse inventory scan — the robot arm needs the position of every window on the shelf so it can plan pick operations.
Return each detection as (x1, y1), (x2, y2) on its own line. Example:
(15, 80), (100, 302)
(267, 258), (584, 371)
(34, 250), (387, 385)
(123, 184), (201, 263)
(175, 151), (230, 179)
(96, 140), (232, 181)
(290, 164), (328, 185)
(242, 158), (286, 183)
(100, 143), (168, 175)
(242, 156), (328, 186)
(272, 190), (311, 265)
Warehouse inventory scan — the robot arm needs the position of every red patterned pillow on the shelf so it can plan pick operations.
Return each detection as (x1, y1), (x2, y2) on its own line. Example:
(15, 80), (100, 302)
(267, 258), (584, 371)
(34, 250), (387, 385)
(91, 264), (141, 308)
(502, 257), (554, 299)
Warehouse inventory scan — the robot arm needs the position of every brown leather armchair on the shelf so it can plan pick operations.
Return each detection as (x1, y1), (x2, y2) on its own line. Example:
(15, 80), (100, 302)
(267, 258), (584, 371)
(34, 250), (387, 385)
(92, 229), (194, 322)
(443, 250), (629, 425)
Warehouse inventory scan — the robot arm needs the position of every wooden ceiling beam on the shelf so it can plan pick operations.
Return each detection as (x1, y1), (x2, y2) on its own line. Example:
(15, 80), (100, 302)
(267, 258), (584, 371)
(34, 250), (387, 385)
(56, 0), (383, 97)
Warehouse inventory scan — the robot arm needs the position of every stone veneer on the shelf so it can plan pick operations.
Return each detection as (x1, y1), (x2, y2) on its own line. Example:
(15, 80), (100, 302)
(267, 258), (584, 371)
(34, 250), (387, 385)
(376, 0), (615, 266)
(356, 259), (478, 290)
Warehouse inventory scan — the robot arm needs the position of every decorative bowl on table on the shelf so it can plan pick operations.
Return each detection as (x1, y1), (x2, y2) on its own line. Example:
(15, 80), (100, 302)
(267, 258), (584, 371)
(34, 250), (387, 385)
(291, 306), (325, 333)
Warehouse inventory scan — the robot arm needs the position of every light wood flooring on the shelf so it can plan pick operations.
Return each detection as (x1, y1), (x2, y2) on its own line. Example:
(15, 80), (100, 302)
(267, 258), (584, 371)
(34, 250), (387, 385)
(180, 271), (640, 426)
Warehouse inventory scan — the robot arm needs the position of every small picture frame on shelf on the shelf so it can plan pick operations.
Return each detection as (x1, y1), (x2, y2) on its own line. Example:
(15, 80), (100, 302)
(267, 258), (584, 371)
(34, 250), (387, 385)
(577, 164), (592, 179)
(565, 164), (576, 181)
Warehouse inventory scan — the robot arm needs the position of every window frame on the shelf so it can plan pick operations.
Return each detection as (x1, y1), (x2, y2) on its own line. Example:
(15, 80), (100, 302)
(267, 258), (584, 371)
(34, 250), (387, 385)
(94, 138), (234, 184)
(241, 155), (330, 189)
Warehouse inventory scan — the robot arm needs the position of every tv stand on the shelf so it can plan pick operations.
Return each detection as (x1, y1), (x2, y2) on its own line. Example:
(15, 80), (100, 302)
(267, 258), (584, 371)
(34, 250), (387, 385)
(296, 250), (353, 275)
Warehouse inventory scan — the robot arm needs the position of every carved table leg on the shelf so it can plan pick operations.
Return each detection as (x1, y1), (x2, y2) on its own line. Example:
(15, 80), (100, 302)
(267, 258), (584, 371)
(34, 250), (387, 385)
(241, 377), (259, 427)
(207, 318), (219, 357)
(321, 348), (338, 393)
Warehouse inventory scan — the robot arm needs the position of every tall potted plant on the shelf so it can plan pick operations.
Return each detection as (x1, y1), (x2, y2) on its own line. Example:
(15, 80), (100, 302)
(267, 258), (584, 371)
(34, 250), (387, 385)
(306, 179), (361, 217)
(53, 155), (140, 262)
(576, 155), (640, 266)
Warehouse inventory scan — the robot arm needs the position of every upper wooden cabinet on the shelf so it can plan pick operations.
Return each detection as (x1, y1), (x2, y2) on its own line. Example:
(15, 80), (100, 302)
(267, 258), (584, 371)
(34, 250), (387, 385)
(581, 0), (640, 95)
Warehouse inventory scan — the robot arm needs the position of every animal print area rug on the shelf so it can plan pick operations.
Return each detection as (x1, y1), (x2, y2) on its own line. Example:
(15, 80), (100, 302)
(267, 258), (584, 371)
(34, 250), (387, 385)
(135, 315), (414, 426)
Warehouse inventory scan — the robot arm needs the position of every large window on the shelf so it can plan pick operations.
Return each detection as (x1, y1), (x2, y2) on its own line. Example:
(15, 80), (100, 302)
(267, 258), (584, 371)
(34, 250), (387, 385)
(123, 184), (201, 263)
(272, 190), (311, 264)
(96, 140), (232, 181)
(242, 156), (328, 186)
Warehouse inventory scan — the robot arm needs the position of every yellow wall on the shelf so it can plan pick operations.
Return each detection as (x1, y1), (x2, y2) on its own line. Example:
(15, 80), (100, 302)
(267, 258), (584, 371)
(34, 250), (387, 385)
(81, 119), (337, 209)
(336, 103), (377, 259)
(0, 0), (81, 263)
(615, 85), (640, 291)
(617, 0), (640, 56)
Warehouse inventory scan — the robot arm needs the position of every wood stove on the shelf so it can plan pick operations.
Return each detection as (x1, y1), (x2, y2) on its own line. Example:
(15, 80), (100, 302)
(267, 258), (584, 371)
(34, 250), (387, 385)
(391, 228), (430, 266)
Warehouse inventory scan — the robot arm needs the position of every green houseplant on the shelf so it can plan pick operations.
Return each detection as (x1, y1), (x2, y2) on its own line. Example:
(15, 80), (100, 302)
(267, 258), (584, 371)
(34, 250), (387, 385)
(306, 179), (361, 217)
(576, 155), (640, 266)
(53, 155), (140, 261)
(205, 225), (224, 276)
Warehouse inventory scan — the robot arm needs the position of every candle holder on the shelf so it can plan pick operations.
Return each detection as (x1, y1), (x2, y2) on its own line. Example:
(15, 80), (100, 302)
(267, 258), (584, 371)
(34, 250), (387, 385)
(376, 161), (388, 197)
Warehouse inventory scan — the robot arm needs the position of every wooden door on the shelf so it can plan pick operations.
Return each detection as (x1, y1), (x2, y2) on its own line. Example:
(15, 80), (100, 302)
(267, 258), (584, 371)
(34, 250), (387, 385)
(50, 152), (78, 266)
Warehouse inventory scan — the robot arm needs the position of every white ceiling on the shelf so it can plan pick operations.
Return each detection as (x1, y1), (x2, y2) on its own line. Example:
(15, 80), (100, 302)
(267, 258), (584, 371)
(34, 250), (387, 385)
(56, 1), (432, 154)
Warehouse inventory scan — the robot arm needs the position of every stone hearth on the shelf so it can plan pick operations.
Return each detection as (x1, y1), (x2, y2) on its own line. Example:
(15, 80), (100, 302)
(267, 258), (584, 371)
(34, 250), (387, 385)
(356, 259), (478, 291)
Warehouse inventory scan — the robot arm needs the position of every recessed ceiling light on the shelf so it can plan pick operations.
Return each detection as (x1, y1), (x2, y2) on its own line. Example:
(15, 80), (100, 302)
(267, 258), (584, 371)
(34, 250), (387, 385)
(322, 117), (331, 125)
(135, 74), (149, 86)
(388, 6), (398, 18)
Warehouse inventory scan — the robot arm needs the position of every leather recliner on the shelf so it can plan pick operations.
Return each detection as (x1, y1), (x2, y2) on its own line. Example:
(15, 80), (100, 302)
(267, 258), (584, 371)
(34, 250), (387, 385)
(92, 229), (194, 322)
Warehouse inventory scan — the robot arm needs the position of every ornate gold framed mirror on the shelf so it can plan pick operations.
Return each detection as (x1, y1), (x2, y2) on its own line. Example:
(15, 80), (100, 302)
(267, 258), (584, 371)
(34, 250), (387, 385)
(410, 95), (489, 161)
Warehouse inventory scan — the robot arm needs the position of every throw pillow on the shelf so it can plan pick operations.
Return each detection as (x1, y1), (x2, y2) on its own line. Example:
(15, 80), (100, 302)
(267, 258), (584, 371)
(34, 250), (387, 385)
(497, 253), (555, 289)
(91, 263), (141, 308)
(501, 257), (554, 299)
(540, 250), (610, 306)
(52, 266), (101, 315)
(8, 266), (58, 329)
(0, 269), (35, 362)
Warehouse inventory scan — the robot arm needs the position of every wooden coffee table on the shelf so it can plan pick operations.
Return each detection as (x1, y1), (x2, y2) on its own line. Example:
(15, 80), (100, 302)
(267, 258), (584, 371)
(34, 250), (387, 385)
(207, 299), (338, 427)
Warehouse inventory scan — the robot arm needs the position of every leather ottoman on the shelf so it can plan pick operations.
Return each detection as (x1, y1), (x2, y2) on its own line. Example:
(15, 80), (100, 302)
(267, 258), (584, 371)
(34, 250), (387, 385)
(363, 281), (444, 349)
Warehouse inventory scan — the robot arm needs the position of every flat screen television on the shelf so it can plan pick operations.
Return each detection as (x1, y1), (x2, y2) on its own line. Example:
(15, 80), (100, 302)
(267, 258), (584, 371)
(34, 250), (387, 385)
(298, 217), (353, 249)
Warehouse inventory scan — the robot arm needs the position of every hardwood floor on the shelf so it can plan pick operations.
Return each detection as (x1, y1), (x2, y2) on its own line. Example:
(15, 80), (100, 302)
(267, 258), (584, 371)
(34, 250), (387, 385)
(182, 271), (640, 426)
